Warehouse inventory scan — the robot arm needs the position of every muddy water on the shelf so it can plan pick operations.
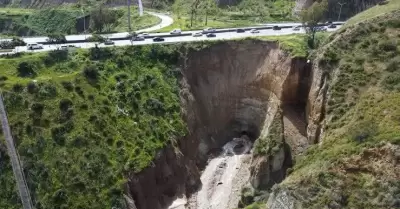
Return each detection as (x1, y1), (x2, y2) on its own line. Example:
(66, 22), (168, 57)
(168, 137), (252, 209)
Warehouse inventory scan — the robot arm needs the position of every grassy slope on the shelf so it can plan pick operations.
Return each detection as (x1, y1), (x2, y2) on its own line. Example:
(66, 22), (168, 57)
(113, 6), (161, 32)
(345, 0), (400, 26)
(278, 6), (400, 209)
(158, 0), (295, 32)
(0, 46), (185, 209)
(0, 6), (160, 36)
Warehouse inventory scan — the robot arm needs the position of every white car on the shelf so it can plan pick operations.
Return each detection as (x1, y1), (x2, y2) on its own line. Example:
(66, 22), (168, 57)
(293, 26), (301, 31)
(170, 29), (182, 34)
(139, 33), (149, 37)
(250, 29), (260, 33)
(27, 43), (43, 50)
(192, 32), (202, 37)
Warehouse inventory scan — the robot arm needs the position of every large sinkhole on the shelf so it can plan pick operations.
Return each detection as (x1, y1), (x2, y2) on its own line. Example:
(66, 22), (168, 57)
(128, 40), (313, 209)
(180, 40), (311, 167)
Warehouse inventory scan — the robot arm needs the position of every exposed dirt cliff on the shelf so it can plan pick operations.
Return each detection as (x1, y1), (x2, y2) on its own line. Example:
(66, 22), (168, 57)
(126, 39), (312, 209)
(267, 9), (400, 209)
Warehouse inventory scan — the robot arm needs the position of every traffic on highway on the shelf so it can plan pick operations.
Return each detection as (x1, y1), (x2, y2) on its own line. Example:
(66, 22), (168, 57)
(8, 22), (343, 54)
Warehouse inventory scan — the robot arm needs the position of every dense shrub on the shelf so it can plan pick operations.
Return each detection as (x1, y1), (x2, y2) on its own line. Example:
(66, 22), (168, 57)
(378, 40), (398, 52)
(74, 86), (84, 97)
(27, 82), (37, 94)
(0, 37), (26, 49)
(46, 33), (67, 43)
(12, 83), (24, 92)
(83, 65), (100, 81)
(145, 98), (166, 116)
(59, 99), (73, 111)
(86, 34), (106, 43)
(386, 57), (400, 72)
(31, 103), (44, 116)
(44, 50), (69, 66)
(350, 120), (378, 143)
(17, 61), (37, 77)
(61, 81), (74, 92)
(38, 83), (57, 99)
(382, 72), (400, 91)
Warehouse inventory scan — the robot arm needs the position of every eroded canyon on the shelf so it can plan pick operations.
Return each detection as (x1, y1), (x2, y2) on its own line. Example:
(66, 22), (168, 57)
(126, 40), (316, 209)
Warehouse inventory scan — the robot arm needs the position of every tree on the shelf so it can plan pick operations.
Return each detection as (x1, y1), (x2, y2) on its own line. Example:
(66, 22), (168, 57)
(199, 0), (218, 25)
(190, 0), (201, 27)
(172, 0), (187, 19)
(90, 6), (119, 33)
(300, 0), (328, 48)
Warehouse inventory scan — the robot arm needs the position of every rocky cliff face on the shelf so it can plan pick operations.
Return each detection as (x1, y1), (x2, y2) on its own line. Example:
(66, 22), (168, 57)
(125, 40), (312, 209)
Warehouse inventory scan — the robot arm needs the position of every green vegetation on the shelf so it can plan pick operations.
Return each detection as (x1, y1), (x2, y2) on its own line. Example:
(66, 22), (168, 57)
(160, 0), (295, 32)
(279, 9), (400, 209)
(243, 202), (267, 209)
(113, 6), (160, 32)
(255, 34), (309, 57)
(345, 0), (400, 26)
(0, 45), (186, 209)
(300, 0), (328, 48)
(0, 6), (160, 36)
(254, 111), (283, 156)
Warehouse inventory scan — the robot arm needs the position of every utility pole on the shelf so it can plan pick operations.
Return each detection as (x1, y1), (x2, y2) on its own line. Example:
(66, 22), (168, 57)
(81, 8), (86, 39)
(127, 0), (132, 33)
(0, 94), (34, 209)
(337, 2), (346, 21)
(138, 0), (144, 16)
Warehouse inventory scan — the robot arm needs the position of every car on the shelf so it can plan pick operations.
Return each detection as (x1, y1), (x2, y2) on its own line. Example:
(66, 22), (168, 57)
(192, 32), (203, 37)
(250, 29), (260, 33)
(316, 26), (327, 32)
(170, 29), (182, 35)
(27, 43), (43, 50)
(236, 28), (245, 33)
(327, 24), (337, 29)
(138, 33), (149, 37)
(206, 33), (216, 38)
(132, 36), (145, 41)
(202, 27), (216, 34)
(104, 39), (115, 45)
(61, 45), (68, 50)
(293, 26), (301, 31)
(273, 26), (281, 30)
(153, 37), (165, 42)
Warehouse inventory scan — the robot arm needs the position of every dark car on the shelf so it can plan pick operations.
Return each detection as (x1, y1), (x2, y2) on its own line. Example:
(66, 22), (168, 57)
(132, 36), (145, 41)
(236, 28), (245, 33)
(328, 24), (337, 28)
(206, 33), (216, 38)
(273, 26), (281, 30)
(202, 27), (216, 34)
(153, 37), (165, 42)
(104, 39), (115, 45)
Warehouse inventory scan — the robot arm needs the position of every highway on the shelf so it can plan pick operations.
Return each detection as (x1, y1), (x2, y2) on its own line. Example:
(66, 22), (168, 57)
(1, 11), (344, 54)
(11, 24), (342, 54)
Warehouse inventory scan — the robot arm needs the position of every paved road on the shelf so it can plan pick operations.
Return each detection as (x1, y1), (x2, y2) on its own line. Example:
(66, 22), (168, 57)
(17, 12), (174, 44)
(12, 25), (342, 54)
